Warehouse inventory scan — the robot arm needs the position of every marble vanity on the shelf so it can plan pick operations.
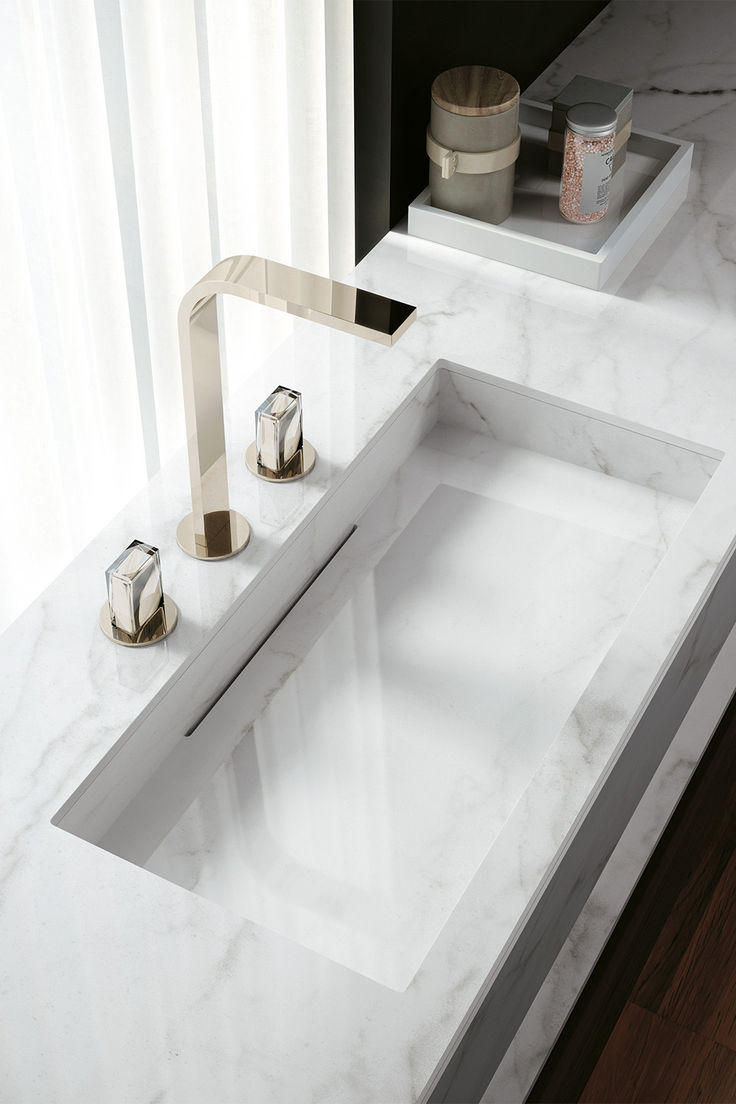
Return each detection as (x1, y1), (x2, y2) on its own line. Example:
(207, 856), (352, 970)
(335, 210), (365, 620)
(3, 3), (736, 1102)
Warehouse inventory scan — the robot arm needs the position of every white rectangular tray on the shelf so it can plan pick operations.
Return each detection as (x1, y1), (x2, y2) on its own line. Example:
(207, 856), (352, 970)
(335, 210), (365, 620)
(408, 99), (693, 290)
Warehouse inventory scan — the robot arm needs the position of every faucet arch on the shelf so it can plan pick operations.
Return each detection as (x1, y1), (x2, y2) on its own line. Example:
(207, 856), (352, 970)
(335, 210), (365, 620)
(176, 255), (416, 560)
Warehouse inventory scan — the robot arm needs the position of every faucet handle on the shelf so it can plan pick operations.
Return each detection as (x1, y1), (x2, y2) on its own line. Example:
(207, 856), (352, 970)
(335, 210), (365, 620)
(100, 539), (178, 646)
(256, 386), (303, 470)
(246, 385), (316, 482)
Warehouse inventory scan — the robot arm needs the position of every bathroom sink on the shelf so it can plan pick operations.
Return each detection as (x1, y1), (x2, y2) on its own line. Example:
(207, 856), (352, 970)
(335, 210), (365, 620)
(54, 362), (720, 993)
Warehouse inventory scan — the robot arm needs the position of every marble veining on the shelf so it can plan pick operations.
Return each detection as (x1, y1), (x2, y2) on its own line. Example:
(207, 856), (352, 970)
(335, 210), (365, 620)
(438, 364), (720, 500)
(3, 3), (736, 1101)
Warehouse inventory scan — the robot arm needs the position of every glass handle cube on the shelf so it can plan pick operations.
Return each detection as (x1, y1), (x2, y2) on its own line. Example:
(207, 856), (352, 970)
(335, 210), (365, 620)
(255, 386), (303, 473)
(105, 539), (164, 635)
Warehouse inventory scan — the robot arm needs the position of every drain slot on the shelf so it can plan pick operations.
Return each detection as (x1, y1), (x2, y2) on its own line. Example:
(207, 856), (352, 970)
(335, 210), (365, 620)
(184, 524), (358, 737)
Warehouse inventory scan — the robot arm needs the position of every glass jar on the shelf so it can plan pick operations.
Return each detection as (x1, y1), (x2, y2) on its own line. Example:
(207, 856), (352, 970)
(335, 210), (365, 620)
(559, 102), (617, 224)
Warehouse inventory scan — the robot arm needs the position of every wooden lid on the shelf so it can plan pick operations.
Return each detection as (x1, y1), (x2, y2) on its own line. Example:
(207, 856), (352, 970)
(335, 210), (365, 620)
(431, 65), (520, 117)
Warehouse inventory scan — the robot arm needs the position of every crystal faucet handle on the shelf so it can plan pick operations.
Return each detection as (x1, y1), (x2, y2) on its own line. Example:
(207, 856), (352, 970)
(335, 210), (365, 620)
(100, 539), (178, 647)
(246, 385), (316, 482)
(256, 386), (303, 471)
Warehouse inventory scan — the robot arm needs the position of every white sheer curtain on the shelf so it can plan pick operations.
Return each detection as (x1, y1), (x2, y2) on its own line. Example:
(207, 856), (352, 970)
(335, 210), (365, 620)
(0, 0), (354, 635)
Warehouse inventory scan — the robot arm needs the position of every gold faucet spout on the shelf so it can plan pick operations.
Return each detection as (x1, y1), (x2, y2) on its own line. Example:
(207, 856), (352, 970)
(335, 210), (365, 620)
(176, 256), (416, 561)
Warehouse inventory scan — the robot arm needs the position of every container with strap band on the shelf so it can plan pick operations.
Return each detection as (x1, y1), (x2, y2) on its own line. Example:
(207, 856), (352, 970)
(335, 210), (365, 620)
(426, 127), (521, 180)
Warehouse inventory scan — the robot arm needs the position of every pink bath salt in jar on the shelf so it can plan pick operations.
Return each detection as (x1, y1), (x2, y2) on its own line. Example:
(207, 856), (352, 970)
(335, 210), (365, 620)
(559, 101), (617, 224)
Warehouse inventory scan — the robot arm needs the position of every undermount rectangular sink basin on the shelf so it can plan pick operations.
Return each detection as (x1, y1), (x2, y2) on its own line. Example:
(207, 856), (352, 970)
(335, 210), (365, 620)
(54, 363), (720, 992)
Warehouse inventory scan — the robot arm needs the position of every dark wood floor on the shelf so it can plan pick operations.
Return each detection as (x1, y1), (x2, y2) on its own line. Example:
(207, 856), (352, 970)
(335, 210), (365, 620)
(528, 691), (736, 1104)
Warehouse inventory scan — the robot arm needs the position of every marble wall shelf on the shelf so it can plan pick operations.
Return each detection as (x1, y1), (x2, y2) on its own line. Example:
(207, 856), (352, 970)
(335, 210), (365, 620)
(408, 100), (693, 290)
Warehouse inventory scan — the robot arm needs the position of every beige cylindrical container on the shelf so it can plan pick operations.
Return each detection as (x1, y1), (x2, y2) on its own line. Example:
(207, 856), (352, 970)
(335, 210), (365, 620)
(428, 65), (520, 225)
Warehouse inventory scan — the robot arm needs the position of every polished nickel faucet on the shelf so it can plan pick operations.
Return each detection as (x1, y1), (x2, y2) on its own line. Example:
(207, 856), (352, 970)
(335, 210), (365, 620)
(176, 255), (416, 561)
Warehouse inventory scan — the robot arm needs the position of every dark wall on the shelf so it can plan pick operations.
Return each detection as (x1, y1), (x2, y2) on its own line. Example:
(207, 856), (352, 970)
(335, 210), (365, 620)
(354, 0), (610, 261)
(354, 1), (394, 266)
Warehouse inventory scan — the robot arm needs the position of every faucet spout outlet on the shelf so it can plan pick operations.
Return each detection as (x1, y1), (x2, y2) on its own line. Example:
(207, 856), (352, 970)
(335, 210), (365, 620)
(175, 256), (416, 560)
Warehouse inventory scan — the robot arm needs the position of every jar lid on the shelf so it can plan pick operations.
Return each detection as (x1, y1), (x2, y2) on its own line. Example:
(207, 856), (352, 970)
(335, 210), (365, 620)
(431, 66), (520, 117)
(565, 101), (617, 137)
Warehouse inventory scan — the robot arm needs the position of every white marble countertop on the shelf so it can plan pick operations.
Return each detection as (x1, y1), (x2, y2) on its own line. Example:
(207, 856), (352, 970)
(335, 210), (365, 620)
(3, 3), (736, 1101)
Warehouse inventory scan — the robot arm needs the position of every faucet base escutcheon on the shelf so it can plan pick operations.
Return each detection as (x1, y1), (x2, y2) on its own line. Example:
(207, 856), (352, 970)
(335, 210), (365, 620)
(99, 594), (179, 647)
(245, 440), (316, 483)
(176, 509), (251, 561)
